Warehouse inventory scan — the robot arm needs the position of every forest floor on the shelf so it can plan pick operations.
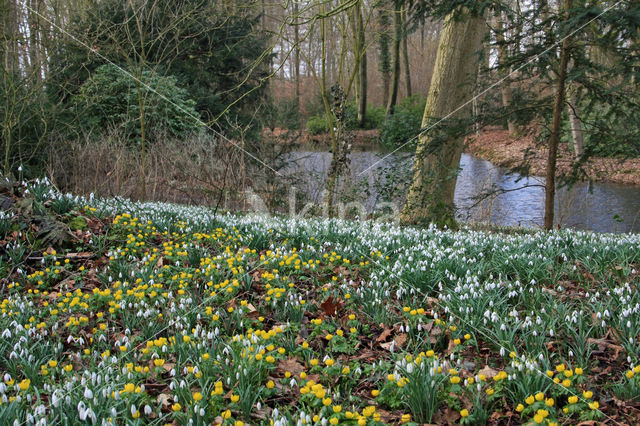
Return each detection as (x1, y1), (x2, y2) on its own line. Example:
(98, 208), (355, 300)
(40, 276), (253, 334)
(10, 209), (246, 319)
(267, 127), (640, 185)
(1, 179), (640, 425)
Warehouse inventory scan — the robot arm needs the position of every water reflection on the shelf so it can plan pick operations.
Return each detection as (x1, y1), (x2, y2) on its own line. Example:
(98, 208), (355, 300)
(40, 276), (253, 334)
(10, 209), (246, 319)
(285, 149), (640, 233)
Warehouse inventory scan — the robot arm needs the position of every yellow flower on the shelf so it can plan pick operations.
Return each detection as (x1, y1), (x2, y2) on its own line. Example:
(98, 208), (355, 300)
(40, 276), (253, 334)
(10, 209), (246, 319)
(626, 370), (635, 379)
(526, 395), (535, 405)
(486, 388), (494, 395)
(325, 359), (335, 367)
(533, 414), (544, 424)
(371, 389), (380, 397)
(460, 409), (469, 418)
(171, 403), (182, 412)
(556, 363), (565, 373)
(583, 390), (593, 399)
(325, 334), (333, 341)
(562, 379), (572, 387)
(222, 410), (232, 419)
(230, 394), (240, 403)
(333, 405), (342, 413)
(19, 379), (30, 391)
(450, 376), (461, 384)
(266, 380), (275, 389)
(341, 366), (350, 374)
(193, 392), (203, 402)
(545, 398), (554, 407)
(516, 404), (524, 412)
(535, 392), (544, 401)
(589, 401), (600, 410)
(401, 414), (411, 423)
(568, 396), (578, 404)
(322, 398), (332, 406)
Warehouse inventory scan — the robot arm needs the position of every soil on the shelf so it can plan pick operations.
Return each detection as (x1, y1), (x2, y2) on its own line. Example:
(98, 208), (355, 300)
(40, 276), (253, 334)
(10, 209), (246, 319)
(265, 127), (640, 185)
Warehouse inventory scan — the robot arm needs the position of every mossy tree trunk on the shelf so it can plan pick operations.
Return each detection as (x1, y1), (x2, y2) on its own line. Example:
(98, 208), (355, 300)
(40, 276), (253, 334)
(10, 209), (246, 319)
(400, 8), (485, 228)
(356, 0), (367, 128)
(385, 0), (402, 116)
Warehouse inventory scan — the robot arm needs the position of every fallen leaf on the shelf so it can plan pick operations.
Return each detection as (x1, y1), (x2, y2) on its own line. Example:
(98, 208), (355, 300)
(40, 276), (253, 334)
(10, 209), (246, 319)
(394, 333), (407, 348)
(65, 252), (93, 259)
(478, 365), (499, 380)
(157, 393), (172, 410)
(277, 358), (306, 375)
(320, 296), (342, 316)
(376, 327), (393, 343)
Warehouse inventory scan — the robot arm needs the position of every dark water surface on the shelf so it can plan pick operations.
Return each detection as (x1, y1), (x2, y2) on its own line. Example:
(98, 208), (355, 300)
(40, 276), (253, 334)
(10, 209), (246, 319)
(285, 148), (640, 233)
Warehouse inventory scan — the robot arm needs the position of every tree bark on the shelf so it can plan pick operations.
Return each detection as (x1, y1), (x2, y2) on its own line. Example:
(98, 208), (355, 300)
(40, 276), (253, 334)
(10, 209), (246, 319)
(544, 0), (572, 230)
(294, 0), (300, 115)
(378, 4), (391, 107)
(386, 0), (401, 116)
(400, 8), (486, 227)
(494, 11), (516, 136)
(402, 8), (412, 97)
(567, 90), (584, 158)
(356, 0), (367, 127)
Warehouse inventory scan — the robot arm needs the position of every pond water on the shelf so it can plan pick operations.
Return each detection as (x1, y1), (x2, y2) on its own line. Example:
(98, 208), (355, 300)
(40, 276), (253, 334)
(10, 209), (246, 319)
(285, 148), (640, 233)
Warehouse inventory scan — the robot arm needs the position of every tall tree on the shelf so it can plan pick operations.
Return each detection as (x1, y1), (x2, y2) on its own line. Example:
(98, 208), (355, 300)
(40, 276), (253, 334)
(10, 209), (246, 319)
(356, 0), (367, 127)
(377, 2), (392, 107)
(544, 0), (571, 230)
(386, 0), (402, 116)
(400, 7), (485, 227)
(402, 8), (412, 97)
(494, 10), (516, 136)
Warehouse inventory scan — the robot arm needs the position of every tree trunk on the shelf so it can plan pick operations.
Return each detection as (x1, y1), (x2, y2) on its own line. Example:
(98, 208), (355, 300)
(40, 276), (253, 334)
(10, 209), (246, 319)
(400, 8), (485, 227)
(544, 0), (572, 230)
(378, 4), (391, 107)
(294, 0), (300, 116)
(402, 8), (412, 97)
(1, 0), (20, 74)
(494, 12), (516, 136)
(386, 0), (401, 116)
(567, 90), (584, 158)
(356, 0), (367, 127)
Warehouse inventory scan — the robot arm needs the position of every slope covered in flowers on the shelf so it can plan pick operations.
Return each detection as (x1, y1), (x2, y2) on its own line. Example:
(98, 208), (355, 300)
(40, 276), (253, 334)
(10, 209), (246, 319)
(1, 178), (640, 425)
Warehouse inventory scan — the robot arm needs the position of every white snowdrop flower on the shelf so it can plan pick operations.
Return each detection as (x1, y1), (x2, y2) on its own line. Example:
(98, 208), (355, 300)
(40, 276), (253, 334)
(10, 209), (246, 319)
(144, 405), (152, 415)
(84, 388), (93, 399)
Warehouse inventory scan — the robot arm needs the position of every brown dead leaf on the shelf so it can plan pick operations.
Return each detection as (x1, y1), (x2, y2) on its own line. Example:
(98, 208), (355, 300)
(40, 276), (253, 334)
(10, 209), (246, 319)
(65, 252), (93, 259)
(320, 296), (343, 316)
(157, 393), (172, 410)
(478, 365), (499, 380)
(277, 358), (306, 375)
(156, 257), (164, 268)
(394, 333), (407, 348)
(375, 327), (393, 343)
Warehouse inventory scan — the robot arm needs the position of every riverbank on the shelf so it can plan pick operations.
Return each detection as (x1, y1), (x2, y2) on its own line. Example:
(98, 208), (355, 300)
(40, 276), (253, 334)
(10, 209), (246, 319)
(266, 127), (640, 185)
(465, 127), (640, 186)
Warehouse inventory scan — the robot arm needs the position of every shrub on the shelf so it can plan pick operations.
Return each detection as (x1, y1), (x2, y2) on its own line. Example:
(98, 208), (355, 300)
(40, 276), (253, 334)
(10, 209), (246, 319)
(306, 114), (330, 135)
(72, 64), (202, 146)
(380, 95), (426, 149)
